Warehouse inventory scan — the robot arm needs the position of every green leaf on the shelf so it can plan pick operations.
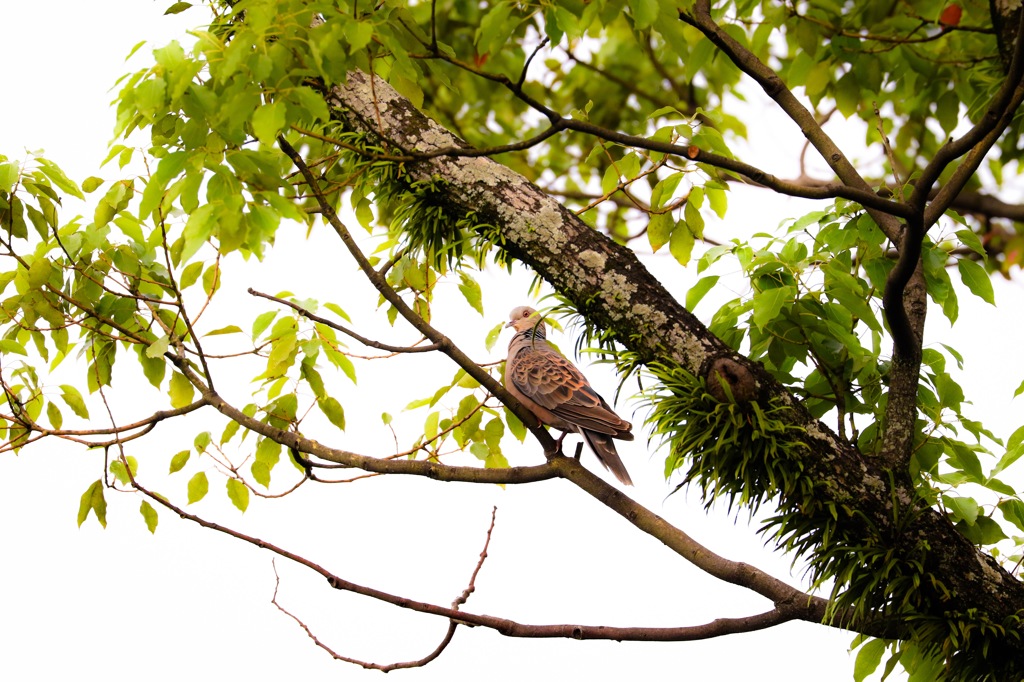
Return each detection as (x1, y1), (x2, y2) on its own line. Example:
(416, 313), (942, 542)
(957, 259), (995, 305)
(601, 164), (619, 196)
(206, 325), (242, 336)
(0, 161), (19, 193)
(484, 417), (504, 451)
(187, 471), (208, 504)
(485, 322), (504, 352)
(179, 261), (203, 289)
(324, 302), (351, 322)
(421, 412), (439, 443)
(169, 449), (190, 474)
(470, 441), (490, 460)
(77, 479), (107, 528)
(935, 90), (959, 134)
(146, 335), (170, 359)
(251, 101), (287, 145)
(290, 86), (330, 124)
(834, 72), (860, 118)
(0, 339), (27, 355)
(251, 461), (271, 488)
(327, 346), (357, 383)
(947, 441), (985, 483)
(647, 213), (672, 253)
(318, 396), (346, 430)
(669, 221), (695, 266)
(46, 401), (63, 430)
(485, 451), (510, 469)
(955, 229), (985, 257)
(110, 459), (130, 485)
(686, 276), (719, 311)
(853, 639), (886, 682)
(252, 310), (278, 339)
(458, 272), (484, 315)
(302, 363), (326, 399)
(138, 345), (166, 389)
(943, 494), (979, 525)
(627, 0), (659, 29)
(38, 158), (84, 200)
(343, 21), (374, 53)
(169, 371), (195, 408)
(194, 431), (211, 453)
(81, 176), (104, 193)
(504, 407), (527, 442)
(59, 384), (89, 419)
(164, 1), (192, 14)
(226, 478), (249, 512)
(751, 286), (792, 328)
(180, 203), (217, 262)
(202, 263), (221, 297)
(650, 172), (683, 209)
(706, 186), (728, 219)
(140, 500), (158, 533)
(477, 1), (515, 54)
(998, 499), (1024, 532)
(221, 420), (240, 445)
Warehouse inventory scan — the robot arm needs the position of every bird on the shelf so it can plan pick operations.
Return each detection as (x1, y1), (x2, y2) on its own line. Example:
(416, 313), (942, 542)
(504, 305), (634, 485)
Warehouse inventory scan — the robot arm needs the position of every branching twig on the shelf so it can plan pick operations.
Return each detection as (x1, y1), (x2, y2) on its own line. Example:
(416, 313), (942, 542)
(248, 288), (441, 354)
(452, 506), (498, 610)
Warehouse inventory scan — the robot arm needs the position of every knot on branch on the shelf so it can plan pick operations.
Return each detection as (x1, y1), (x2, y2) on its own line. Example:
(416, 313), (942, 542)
(701, 355), (758, 403)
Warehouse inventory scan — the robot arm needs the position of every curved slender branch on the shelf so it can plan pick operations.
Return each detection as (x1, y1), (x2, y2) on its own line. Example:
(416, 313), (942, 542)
(248, 288), (441, 354)
(131, 476), (850, 642)
(194, 374), (560, 483)
(392, 25), (910, 216)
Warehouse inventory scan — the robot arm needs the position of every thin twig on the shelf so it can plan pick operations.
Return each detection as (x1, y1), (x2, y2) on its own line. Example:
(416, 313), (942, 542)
(452, 506), (499, 610)
(248, 288), (441, 354)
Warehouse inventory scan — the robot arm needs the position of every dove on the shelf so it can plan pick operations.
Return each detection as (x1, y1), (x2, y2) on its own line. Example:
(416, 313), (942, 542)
(504, 306), (634, 485)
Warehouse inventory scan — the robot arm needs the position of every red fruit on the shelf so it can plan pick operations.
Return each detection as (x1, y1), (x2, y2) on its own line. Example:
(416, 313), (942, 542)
(939, 4), (962, 27)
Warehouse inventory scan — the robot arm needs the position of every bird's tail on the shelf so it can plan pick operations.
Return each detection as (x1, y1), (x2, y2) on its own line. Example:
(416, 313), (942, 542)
(582, 430), (633, 486)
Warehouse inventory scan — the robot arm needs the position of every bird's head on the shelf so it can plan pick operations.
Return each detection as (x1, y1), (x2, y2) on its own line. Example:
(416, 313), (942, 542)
(506, 305), (545, 332)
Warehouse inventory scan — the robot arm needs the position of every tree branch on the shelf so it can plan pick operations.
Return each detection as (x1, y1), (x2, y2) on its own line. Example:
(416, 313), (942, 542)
(248, 288), (441, 354)
(131, 477), (852, 642)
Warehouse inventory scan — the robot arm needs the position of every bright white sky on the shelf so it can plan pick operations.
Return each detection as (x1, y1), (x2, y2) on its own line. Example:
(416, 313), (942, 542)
(1, 3), (1023, 681)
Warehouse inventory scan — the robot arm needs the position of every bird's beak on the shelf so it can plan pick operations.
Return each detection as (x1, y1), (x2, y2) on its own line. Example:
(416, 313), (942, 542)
(505, 320), (514, 328)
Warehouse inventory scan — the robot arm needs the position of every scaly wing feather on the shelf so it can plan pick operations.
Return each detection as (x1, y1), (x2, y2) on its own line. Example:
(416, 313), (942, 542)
(509, 344), (630, 436)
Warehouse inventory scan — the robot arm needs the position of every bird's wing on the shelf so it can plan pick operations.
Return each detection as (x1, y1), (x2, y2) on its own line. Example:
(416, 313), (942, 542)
(508, 341), (630, 436)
